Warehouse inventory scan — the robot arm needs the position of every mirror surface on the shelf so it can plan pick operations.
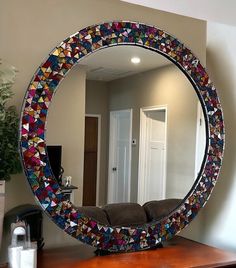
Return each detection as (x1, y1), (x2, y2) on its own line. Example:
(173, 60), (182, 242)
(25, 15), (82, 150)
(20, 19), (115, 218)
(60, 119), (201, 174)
(46, 45), (206, 208)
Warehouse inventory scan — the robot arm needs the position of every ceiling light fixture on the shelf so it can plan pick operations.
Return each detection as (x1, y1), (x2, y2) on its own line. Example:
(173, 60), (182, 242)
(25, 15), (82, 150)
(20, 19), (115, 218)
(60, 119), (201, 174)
(131, 57), (141, 64)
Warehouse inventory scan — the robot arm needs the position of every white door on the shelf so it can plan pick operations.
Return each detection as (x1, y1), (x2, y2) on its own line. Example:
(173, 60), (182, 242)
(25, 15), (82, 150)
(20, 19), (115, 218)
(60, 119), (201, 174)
(138, 106), (167, 204)
(195, 103), (206, 178)
(107, 109), (132, 203)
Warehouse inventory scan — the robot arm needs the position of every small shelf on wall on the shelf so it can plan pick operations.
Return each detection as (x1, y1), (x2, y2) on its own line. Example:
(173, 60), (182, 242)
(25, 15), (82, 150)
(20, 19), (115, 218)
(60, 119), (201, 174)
(61, 185), (78, 203)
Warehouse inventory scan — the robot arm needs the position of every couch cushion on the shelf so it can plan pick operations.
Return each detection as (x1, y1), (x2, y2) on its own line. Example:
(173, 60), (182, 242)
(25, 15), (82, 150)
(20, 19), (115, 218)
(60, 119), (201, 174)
(143, 199), (182, 221)
(102, 203), (147, 227)
(77, 206), (109, 225)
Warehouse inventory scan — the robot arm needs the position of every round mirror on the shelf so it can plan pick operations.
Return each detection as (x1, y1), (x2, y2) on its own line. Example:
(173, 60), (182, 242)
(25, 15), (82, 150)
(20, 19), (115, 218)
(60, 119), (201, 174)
(47, 45), (206, 208)
(20, 21), (224, 252)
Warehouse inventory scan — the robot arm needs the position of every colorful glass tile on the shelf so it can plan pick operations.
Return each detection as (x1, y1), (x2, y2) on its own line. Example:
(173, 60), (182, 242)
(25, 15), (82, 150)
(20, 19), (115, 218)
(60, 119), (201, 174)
(19, 21), (224, 252)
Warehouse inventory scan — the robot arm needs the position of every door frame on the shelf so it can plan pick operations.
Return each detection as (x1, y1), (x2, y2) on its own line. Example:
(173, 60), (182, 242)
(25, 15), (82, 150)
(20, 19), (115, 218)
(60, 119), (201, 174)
(107, 109), (132, 204)
(194, 102), (206, 179)
(138, 105), (168, 204)
(85, 114), (101, 206)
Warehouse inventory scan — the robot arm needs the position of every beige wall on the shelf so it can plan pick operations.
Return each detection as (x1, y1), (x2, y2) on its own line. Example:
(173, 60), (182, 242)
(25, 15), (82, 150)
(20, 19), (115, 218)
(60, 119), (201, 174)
(199, 22), (236, 252)
(46, 66), (86, 206)
(0, 0), (206, 258)
(109, 64), (198, 202)
(85, 80), (109, 206)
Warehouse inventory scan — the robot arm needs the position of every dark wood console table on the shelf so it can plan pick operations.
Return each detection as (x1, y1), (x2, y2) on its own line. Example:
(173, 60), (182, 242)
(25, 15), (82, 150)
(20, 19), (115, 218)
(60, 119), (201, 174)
(36, 236), (236, 268)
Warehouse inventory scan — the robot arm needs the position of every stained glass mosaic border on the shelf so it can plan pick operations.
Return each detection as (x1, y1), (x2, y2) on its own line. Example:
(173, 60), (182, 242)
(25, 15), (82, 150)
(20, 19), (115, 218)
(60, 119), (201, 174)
(19, 21), (224, 252)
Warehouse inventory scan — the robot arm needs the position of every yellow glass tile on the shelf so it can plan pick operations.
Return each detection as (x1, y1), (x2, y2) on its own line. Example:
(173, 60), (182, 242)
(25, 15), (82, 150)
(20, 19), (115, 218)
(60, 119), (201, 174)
(82, 49), (88, 55)
(32, 81), (39, 88)
(38, 97), (44, 103)
(41, 67), (47, 73)
(52, 49), (60, 56)
(74, 53), (79, 59)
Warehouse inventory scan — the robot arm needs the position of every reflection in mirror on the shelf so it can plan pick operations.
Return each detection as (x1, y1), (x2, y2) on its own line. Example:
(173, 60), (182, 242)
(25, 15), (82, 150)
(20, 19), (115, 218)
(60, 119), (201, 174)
(46, 46), (206, 210)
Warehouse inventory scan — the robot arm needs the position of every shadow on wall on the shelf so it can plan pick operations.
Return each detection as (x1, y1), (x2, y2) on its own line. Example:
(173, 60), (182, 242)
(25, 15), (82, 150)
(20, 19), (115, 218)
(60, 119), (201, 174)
(201, 43), (236, 251)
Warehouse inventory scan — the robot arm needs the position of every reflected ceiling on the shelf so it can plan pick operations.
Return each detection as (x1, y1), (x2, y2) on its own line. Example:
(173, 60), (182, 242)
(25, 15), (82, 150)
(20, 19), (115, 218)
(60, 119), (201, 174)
(79, 46), (170, 81)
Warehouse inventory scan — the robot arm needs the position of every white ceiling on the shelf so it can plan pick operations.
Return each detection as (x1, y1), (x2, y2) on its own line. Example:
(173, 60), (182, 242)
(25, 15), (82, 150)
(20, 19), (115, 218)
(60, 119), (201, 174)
(79, 46), (170, 81)
(121, 0), (236, 26)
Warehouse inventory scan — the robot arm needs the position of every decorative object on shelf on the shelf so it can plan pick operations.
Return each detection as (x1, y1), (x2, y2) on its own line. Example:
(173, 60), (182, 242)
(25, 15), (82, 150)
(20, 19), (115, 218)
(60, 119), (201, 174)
(19, 21), (224, 252)
(63, 176), (72, 187)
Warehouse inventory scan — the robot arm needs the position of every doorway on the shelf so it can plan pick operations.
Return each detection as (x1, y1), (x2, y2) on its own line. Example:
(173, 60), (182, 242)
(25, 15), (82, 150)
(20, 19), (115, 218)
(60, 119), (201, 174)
(195, 103), (206, 178)
(83, 115), (101, 206)
(138, 105), (167, 205)
(107, 109), (132, 204)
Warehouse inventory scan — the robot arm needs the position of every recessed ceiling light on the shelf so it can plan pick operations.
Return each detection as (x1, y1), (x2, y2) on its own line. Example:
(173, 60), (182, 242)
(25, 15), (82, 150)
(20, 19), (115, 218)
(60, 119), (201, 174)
(131, 57), (141, 64)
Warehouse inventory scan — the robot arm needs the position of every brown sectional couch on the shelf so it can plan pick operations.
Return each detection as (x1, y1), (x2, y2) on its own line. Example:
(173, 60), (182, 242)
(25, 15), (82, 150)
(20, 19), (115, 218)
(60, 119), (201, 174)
(77, 199), (182, 227)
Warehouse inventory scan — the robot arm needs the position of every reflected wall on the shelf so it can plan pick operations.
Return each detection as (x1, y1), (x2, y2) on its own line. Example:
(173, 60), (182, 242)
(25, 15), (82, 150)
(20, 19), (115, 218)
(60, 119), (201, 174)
(86, 64), (198, 205)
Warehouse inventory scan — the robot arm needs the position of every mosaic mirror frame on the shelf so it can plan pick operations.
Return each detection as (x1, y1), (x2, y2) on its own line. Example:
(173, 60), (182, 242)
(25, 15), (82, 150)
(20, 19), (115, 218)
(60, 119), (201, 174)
(19, 21), (224, 252)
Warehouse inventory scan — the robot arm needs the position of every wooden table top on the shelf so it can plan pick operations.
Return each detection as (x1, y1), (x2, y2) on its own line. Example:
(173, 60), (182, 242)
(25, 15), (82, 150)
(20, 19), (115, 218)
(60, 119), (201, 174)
(35, 236), (236, 268)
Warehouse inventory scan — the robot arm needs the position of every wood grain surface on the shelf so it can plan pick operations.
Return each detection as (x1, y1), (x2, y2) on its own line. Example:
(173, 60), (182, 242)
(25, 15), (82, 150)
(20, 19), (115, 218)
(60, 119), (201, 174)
(34, 236), (236, 268)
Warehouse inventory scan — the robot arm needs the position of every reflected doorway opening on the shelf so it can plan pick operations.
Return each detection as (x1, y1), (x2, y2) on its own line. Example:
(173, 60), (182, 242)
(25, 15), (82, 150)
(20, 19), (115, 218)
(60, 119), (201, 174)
(138, 105), (167, 205)
(195, 103), (206, 178)
(83, 114), (101, 206)
(107, 109), (132, 204)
